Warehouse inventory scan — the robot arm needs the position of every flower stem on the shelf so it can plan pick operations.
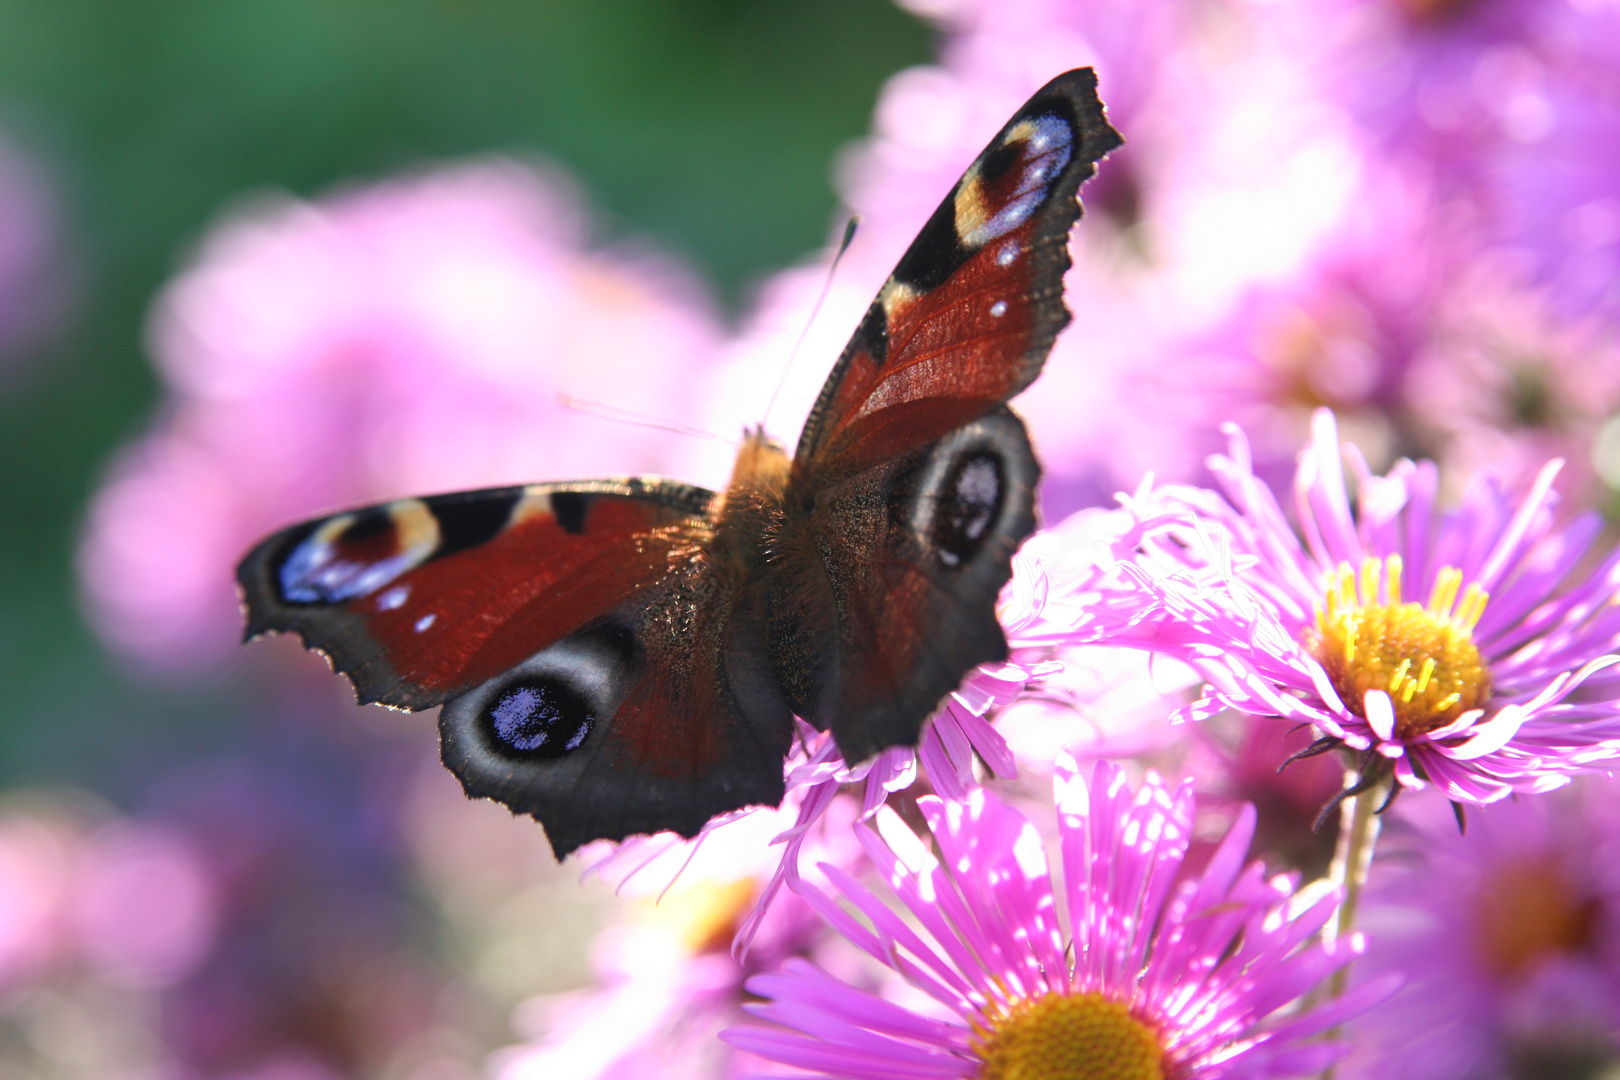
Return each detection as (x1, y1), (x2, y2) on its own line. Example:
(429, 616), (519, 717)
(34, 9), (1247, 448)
(1326, 766), (1386, 968)
(1320, 764), (1390, 1078)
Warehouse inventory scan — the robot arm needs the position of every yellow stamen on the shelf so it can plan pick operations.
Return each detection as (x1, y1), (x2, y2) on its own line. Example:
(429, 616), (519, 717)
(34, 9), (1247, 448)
(1309, 558), (1493, 740)
(1457, 584), (1490, 633)
(1360, 557), (1380, 607)
(1428, 567), (1461, 618)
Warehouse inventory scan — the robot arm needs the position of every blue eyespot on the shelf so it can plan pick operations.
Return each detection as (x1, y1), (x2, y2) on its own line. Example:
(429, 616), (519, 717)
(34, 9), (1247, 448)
(485, 679), (595, 758)
(964, 115), (1074, 248)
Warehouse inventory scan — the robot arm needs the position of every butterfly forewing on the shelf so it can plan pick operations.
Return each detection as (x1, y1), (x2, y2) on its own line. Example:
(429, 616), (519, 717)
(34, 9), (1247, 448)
(238, 479), (717, 709)
(771, 70), (1120, 761)
(794, 69), (1121, 478)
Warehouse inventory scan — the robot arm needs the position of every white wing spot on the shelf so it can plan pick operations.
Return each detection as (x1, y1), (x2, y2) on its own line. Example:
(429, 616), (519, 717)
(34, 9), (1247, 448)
(997, 244), (1019, 267)
(990, 300), (1009, 318)
(377, 585), (410, 611)
(414, 614), (437, 633)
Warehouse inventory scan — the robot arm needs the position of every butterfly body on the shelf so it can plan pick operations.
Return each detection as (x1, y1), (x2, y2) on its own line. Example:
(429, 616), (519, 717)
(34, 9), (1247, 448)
(238, 70), (1121, 857)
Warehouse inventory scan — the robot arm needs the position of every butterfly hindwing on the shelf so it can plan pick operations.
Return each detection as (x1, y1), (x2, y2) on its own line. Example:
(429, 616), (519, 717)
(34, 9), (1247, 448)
(770, 408), (1041, 761)
(794, 68), (1121, 479)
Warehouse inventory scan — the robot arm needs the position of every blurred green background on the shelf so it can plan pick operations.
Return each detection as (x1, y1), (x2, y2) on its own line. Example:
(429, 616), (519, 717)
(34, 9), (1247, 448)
(0, 0), (930, 790)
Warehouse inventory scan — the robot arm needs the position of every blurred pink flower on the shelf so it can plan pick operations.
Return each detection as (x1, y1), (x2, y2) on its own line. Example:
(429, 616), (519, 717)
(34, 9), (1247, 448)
(1406, 256), (1620, 502)
(1157, 177), (1620, 501)
(213, 1057), (348, 1080)
(80, 160), (726, 669)
(0, 810), (75, 987)
(1141, 169), (1469, 486)
(1284, 0), (1620, 317)
(74, 822), (217, 988)
(0, 799), (216, 992)
(1347, 777), (1620, 1079)
(1191, 713), (1350, 880)
(496, 798), (862, 1080)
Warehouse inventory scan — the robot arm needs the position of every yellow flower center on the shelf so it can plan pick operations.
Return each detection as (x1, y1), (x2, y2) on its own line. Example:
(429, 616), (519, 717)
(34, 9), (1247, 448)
(974, 993), (1164, 1080)
(1308, 557), (1493, 740)
(635, 877), (757, 953)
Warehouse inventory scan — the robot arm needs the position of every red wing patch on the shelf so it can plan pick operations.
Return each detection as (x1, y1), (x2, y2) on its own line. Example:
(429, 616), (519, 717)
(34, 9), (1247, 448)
(237, 480), (715, 710)
(794, 69), (1122, 480)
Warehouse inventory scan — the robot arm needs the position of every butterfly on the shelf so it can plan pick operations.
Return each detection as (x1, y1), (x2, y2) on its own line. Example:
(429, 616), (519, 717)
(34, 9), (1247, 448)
(237, 69), (1122, 858)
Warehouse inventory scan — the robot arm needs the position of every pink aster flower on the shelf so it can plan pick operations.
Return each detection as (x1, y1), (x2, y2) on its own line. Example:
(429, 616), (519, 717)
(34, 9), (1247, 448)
(80, 160), (723, 669)
(725, 755), (1395, 1079)
(1346, 777), (1620, 1079)
(1114, 407), (1620, 809)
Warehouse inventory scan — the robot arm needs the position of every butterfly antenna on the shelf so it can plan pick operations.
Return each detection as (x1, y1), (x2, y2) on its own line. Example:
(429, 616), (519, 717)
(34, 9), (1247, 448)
(762, 215), (860, 432)
(557, 394), (738, 448)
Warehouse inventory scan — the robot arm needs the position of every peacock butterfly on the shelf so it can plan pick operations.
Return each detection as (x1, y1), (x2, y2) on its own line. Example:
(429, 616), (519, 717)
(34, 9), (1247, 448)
(237, 69), (1122, 858)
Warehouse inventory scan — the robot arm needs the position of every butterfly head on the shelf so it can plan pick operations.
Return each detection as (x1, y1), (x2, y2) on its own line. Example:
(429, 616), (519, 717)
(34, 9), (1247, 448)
(725, 426), (792, 508)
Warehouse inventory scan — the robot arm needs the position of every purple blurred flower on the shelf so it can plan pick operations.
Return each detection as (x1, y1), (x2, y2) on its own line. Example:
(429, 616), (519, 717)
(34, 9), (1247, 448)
(1347, 778), (1620, 1079)
(80, 160), (725, 669)
(495, 798), (859, 1080)
(1285, 0), (1620, 316)
(1191, 714), (1350, 881)
(726, 756), (1394, 1079)
(0, 797), (219, 1078)
(1141, 168), (1474, 489)
(1405, 256), (1620, 503)
(147, 709), (452, 1080)
(1112, 408), (1620, 807)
